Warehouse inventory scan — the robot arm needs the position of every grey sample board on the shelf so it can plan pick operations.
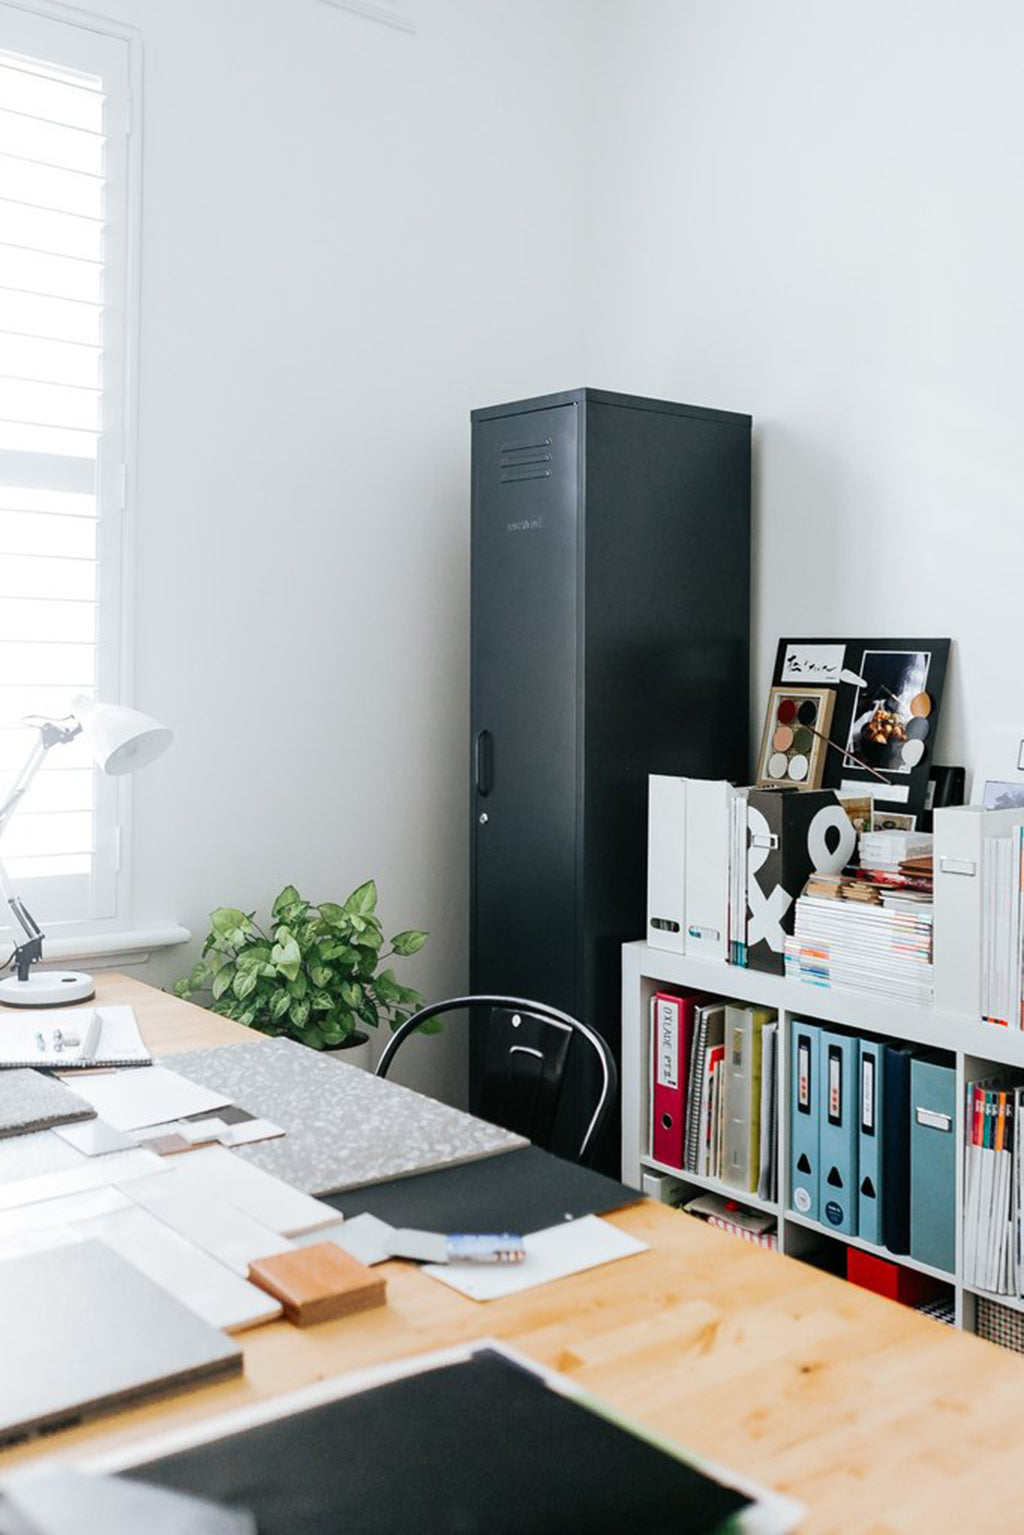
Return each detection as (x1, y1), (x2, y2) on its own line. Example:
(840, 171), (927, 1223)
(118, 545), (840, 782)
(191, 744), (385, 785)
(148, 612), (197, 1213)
(122, 1350), (758, 1534)
(0, 1240), (241, 1445)
(165, 1037), (526, 1195)
(324, 1144), (641, 1233)
(0, 1070), (95, 1139)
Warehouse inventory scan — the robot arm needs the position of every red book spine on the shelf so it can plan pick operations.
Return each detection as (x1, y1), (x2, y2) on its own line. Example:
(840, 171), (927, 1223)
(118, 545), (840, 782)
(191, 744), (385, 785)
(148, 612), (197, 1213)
(651, 992), (690, 1169)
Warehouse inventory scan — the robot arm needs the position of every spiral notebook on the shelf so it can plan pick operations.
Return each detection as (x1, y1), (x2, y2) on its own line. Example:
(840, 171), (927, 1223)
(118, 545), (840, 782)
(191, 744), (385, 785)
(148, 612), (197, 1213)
(0, 1006), (151, 1070)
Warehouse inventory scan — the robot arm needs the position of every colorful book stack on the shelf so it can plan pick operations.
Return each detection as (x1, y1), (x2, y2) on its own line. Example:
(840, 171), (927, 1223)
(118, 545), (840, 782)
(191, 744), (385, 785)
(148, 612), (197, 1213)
(963, 1077), (1024, 1295)
(784, 832), (934, 1004)
(649, 992), (778, 1199)
(789, 1023), (955, 1273)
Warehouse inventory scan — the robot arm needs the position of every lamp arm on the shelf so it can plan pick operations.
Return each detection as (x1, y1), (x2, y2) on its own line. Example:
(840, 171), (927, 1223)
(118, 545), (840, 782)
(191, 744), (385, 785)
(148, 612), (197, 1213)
(0, 720), (80, 839)
(0, 720), (81, 983)
(0, 737), (48, 839)
(0, 851), (44, 981)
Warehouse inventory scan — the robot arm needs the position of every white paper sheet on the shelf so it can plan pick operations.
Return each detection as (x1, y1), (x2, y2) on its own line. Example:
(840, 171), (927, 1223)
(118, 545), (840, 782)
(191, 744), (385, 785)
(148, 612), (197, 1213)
(65, 1066), (232, 1131)
(423, 1215), (647, 1301)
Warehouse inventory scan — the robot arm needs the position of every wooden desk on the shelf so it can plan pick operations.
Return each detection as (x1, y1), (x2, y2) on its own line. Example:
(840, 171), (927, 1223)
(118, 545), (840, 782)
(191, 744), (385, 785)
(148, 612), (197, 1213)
(2, 973), (1022, 1533)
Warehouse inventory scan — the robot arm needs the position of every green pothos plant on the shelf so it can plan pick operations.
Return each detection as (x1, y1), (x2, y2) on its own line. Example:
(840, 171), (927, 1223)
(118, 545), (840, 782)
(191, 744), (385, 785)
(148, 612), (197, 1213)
(172, 881), (435, 1051)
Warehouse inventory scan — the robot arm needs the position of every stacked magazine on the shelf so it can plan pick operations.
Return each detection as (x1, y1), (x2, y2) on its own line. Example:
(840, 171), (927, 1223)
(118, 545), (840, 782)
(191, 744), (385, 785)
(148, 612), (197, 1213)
(964, 1077), (1020, 1294)
(784, 832), (934, 1004)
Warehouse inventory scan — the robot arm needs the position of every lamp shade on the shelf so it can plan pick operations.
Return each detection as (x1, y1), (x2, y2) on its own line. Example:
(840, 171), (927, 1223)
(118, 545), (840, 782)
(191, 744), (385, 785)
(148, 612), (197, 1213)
(71, 695), (173, 776)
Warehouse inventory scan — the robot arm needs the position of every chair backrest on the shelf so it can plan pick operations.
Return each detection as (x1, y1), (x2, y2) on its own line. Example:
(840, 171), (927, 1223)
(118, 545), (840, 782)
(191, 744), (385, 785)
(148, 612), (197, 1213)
(374, 994), (617, 1165)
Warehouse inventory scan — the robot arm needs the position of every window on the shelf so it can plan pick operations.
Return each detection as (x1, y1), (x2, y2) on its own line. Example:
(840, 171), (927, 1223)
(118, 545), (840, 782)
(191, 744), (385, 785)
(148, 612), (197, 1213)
(0, 2), (136, 935)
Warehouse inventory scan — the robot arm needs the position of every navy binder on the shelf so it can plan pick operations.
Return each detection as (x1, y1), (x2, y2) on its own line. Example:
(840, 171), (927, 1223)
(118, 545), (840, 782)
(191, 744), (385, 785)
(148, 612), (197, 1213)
(882, 1045), (912, 1254)
(857, 1037), (885, 1246)
(818, 1030), (858, 1235)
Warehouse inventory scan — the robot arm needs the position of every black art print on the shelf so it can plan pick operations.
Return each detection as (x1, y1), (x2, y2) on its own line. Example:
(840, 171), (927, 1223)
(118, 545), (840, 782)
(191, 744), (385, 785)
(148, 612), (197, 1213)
(843, 650), (930, 774)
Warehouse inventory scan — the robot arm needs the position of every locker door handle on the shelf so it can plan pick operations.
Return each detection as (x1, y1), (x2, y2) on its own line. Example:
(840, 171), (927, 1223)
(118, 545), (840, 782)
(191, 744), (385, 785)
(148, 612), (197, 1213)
(474, 730), (493, 797)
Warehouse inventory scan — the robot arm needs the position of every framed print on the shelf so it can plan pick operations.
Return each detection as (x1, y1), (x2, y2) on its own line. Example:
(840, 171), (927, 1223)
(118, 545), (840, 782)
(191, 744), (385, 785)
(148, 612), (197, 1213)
(771, 637), (951, 816)
(756, 685), (835, 791)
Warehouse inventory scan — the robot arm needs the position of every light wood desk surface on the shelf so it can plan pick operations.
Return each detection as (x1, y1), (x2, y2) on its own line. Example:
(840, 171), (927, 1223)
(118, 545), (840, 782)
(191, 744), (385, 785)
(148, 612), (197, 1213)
(2, 972), (1023, 1532)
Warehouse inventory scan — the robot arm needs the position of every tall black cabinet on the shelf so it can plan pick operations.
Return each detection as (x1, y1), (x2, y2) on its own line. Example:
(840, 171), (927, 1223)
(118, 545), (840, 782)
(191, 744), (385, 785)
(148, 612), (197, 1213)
(470, 389), (751, 1170)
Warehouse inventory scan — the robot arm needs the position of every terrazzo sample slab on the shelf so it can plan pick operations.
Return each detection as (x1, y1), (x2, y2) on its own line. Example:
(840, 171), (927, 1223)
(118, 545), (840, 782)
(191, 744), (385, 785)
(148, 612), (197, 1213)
(164, 1037), (527, 1195)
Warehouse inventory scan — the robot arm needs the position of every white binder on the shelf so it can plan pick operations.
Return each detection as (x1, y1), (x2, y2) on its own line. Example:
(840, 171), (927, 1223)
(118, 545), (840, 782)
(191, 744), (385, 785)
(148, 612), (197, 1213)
(933, 805), (1024, 1018)
(646, 775), (686, 953)
(646, 775), (733, 961)
(683, 779), (733, 963)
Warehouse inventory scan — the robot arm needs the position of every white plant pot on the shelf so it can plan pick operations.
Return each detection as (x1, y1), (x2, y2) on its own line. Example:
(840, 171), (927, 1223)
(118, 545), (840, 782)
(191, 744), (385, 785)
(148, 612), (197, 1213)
(322, 1030), (373, 1072)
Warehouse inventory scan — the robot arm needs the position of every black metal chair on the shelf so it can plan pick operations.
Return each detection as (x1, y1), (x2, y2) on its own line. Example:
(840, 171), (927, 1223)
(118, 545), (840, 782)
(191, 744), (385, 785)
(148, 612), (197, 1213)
(375, 994), (617, 1166)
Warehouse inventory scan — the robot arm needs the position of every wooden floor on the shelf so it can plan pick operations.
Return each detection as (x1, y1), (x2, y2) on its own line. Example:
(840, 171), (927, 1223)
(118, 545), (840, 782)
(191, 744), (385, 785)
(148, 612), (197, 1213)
(1, 972), (1021, 1533)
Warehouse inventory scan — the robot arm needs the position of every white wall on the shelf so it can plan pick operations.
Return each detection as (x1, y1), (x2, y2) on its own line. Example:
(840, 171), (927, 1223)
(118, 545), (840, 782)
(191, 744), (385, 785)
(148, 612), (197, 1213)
(584, 0), (1024, 774)
(102, 0), (590, 1101)
(36, 0), (1010, 1099)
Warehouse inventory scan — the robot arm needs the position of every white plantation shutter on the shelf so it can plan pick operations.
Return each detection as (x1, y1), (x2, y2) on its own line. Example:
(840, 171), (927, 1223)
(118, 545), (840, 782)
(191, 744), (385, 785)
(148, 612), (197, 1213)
(0, 4), (135, 933)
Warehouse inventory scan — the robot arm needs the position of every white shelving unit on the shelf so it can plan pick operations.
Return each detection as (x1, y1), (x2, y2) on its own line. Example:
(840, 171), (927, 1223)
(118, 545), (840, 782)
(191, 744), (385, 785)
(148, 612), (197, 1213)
(620, 939), (1024, 1337)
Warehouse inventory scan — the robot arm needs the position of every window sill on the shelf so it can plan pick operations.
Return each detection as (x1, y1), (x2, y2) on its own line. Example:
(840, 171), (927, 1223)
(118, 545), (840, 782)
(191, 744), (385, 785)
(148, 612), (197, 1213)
(42, 925), (191, 968)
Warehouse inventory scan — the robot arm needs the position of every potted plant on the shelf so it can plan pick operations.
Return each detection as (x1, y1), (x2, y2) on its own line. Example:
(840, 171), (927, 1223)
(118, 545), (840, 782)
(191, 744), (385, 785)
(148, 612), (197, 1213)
(172, 881), (433, 1068)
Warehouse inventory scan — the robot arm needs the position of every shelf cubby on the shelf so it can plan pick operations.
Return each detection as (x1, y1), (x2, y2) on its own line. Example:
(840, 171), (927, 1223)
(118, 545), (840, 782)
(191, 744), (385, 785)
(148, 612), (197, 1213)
(621, 940), (1024, 1345)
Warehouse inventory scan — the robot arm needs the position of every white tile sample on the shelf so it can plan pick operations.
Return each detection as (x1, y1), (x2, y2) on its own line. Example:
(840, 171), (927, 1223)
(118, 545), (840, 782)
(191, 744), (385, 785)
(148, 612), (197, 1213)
(0, 1129), (85, 1183)
(124, 1145), (338, 1237)
(125, 1174), (294, 1274)
(54, 1118), (135, 1156)
(0, 1148), (167, 1211)
(75, 1203), (282, 1333)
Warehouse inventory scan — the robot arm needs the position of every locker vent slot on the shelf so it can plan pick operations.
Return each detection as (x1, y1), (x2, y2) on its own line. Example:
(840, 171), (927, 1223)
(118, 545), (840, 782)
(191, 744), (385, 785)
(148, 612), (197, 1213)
(499, 437), (553, 483)
(501, 465), (551, 482)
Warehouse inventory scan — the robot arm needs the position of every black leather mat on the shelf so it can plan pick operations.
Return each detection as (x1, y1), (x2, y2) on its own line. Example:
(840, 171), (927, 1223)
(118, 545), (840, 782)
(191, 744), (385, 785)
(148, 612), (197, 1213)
(129, 1349), (750, 1534)
(322, 1144), (641, 1234)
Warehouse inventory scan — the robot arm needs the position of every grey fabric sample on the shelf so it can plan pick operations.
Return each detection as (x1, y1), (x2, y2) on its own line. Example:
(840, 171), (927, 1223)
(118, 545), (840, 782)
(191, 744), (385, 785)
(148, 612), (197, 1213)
(163, 1037), (527, 1195)
(1, 1471), (255, 1535)
(0, 1071), (95, 1140)
(0, 1240), (241, 1442)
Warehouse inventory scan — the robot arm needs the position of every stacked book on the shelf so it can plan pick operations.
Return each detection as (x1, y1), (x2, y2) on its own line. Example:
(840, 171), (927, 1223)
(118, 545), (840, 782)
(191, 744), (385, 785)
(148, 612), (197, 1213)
(858, 830), (934, 890)
(649, 993), (778, 1200)
(682, 1192), (779, 1250)
(785, 832), (934, 1004)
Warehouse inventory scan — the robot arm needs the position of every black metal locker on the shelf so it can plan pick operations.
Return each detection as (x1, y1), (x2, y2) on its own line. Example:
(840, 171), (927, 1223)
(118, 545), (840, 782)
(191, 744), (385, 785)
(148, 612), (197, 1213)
(470, 389), (751, 1171)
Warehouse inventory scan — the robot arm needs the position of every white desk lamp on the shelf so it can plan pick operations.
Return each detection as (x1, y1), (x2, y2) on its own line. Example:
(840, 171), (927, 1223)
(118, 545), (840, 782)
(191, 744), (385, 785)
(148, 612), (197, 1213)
(0, 695), (172, 1007)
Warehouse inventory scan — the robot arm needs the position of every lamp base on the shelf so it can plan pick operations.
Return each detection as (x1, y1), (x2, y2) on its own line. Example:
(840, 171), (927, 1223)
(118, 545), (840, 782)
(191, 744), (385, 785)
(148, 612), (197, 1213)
(0, 971), (96, 1007)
